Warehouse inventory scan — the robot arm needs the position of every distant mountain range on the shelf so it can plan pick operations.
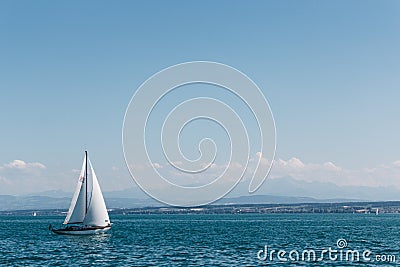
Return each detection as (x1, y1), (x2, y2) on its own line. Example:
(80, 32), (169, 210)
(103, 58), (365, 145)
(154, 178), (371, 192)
(226, 176), (400, 201)
(214, 195), (360, 205)
(0, 194), (359, 211)
(1, 176), (398, 211)
(0, 195), (162, 211)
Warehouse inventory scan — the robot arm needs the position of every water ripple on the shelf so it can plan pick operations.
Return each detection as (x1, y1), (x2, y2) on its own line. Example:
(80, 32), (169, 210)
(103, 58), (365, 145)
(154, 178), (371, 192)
(0, 214), (398, 266)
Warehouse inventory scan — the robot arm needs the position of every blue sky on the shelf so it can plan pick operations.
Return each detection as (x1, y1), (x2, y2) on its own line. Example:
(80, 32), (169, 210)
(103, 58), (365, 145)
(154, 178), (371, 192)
(1, 1), (399, 196)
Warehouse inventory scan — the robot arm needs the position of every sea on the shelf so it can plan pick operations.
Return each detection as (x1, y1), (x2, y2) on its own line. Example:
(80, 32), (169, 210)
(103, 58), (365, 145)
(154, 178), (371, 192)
(0, 213), (399, 266)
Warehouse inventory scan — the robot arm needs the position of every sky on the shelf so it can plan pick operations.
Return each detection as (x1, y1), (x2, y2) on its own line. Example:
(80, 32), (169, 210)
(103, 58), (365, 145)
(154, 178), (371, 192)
(0, 1), (399, 199)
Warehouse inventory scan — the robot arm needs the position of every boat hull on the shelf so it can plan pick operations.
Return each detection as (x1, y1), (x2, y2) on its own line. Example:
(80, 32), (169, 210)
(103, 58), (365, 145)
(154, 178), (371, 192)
(51, 225), (111, 235)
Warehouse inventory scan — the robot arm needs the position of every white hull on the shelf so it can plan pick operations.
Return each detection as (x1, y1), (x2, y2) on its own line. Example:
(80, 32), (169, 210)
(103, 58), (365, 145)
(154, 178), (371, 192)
(51, 225), (111, 235)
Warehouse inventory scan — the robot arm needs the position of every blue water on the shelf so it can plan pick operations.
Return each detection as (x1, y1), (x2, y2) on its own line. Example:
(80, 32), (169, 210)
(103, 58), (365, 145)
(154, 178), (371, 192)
(0, 214), (399, 266)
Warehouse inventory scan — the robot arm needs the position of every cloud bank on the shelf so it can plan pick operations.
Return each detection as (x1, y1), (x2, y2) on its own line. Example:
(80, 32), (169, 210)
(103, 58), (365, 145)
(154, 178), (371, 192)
(125, 153), (400, 196)
(1, 155), (400, 199)
(0, 160), (47, 195)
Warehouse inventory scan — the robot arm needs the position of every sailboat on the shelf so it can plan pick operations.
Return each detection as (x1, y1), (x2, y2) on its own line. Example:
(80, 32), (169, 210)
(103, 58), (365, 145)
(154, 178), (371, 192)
(50, 151), (111, 235)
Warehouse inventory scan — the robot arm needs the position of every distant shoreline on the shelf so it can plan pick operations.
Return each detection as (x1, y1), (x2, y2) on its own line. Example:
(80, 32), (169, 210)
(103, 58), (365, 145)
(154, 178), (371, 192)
(2, 201), (400, 215)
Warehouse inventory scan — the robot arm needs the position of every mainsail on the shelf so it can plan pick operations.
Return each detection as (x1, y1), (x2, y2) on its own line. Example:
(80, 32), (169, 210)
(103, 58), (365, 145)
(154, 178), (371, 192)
(82, 159), (110, 226)
(63, 152), (110, 226)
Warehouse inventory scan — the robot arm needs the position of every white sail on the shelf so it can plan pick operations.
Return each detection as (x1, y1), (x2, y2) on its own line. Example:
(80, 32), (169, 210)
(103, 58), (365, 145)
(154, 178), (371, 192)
(63, 155), (87, 224)
(82, 159), (110, 226)
(51, 151), (112, 235)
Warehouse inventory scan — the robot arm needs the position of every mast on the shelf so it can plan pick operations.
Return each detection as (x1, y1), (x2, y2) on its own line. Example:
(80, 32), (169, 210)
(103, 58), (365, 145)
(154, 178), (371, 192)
(85, 150), (88, 214)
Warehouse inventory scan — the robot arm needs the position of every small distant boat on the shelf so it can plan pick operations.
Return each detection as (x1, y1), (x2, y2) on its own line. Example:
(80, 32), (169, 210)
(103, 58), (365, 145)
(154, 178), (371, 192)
(375, 208), (379, 215)
(32, 212), (37, 217)
(50, 151), (111, 235)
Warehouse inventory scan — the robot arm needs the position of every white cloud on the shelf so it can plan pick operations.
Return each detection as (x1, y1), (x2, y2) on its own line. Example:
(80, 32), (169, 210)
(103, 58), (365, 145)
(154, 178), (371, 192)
(0, 160), (47, 179)
(1, 159), (46, 171)
(392, 160), (400, 167)
(0, 159), (48, 194)
(255, 156), (400, 189)
(151, 154), (400, 190)
(263, 157), (342, 180)
(2, 155), (400, 196)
